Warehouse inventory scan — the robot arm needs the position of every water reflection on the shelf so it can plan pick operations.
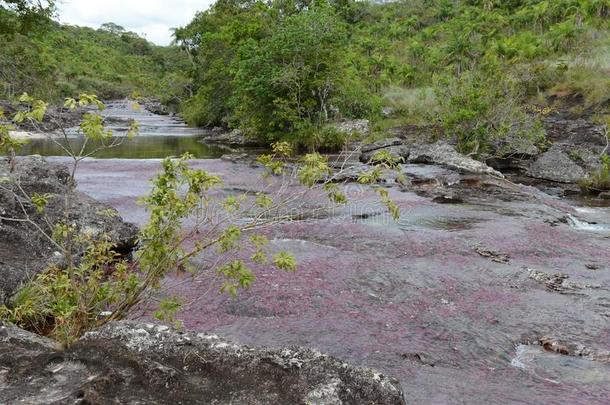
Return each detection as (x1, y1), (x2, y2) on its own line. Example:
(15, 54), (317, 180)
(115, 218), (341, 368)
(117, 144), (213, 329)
(18, 135), (227, 159)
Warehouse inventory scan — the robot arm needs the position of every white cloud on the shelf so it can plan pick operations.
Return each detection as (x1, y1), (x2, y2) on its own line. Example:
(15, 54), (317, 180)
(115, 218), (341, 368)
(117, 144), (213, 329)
(57, 0), (214, 45)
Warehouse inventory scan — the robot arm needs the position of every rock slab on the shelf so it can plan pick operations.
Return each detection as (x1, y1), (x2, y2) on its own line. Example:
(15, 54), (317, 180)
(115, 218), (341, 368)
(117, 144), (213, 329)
(0, 156), (138, 300)
(0, 322), (406, 404)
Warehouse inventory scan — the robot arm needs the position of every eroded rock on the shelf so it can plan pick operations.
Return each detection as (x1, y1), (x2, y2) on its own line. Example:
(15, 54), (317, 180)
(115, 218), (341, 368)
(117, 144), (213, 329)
(201, 128), (263, 147)
(0, 156), (138, 300)
(408, 142), (505, 178)
(0, 322), (406, 404)
(528, 146), (587, 183)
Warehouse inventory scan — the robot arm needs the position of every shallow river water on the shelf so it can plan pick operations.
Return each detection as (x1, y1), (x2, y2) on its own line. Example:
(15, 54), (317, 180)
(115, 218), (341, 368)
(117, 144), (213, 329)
(32, 102), (610, 404)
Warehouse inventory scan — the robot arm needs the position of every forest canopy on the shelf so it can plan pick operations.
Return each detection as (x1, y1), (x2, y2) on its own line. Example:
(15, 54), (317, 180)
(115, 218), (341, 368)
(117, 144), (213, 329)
(2, 0), (610, 151)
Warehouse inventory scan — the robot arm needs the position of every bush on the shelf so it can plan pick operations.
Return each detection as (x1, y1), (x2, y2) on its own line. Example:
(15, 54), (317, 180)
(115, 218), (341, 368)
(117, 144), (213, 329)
(435, 70), (543, 156)
(580, 153), (610, 192)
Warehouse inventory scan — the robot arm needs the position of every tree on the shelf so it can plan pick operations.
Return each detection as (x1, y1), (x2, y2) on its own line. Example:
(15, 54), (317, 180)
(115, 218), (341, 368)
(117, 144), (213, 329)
(0, 0), (55, 34)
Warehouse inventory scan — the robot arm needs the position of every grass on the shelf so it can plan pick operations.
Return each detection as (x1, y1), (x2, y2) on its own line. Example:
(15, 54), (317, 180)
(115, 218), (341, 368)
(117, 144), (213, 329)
(382, 86), (437, 122)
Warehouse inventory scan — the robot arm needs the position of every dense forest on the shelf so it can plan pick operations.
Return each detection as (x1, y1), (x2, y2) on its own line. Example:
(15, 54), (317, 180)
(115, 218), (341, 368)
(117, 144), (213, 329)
(2, 0), (610, 152)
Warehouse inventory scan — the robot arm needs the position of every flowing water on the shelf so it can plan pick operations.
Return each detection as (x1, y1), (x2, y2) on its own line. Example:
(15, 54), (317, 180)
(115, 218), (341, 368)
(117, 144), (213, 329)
(33, 102), (610, 404)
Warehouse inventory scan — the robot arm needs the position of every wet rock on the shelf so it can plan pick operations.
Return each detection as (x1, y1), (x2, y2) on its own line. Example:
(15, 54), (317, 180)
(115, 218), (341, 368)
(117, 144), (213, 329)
(401, 164), (461, 188)
(0, 157), (138, 300)
(528, 146), (587, 183)
(543, 117), (607, 148)
(141, 98), (169, 115)
(326, 162), (400, 185)
(486, 137), (540, 172)
(487, 132), (541, 172)
(400, 352), (436, 367)
(361, 138), (404, 154)
(432, 193), (463, 204)
(329, 163), (370, 182)
(475, 246), (510, 263)
(0, 322), (406, 404)
(359, 138), (409, 164)
(408, 142), (504, 178)
(538, 336), (610, 364)
(599, 191), (610, 200)
(526, 268), (601, 294)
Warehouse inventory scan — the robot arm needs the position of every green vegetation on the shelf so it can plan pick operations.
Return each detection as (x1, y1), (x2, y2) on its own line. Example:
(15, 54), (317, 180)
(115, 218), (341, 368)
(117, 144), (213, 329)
(175, 0), (610, 152)
(175, 1), (376, 149)
(3, 0), (610, 153)
(581, 153), (610, 192)
(1, 2), (190, 104)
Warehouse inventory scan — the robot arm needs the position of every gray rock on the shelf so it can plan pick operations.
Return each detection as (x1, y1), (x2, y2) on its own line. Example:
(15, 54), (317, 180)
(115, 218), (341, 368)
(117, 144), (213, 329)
(527, 146), (587, 183)
(0, 322), (405, 404)
(599, 191), (610, 200)
(408, 142), (504, 178)
(361, 138), (404, 154)
(487, 135), (541, 172)
(360, 145), (410, 164)
(201, 128), (262, 147)
(0, 157), (138, 300)
(401, 164), (461, 188)
(141, 98), (169, 115)
(334, 119), (370, 136)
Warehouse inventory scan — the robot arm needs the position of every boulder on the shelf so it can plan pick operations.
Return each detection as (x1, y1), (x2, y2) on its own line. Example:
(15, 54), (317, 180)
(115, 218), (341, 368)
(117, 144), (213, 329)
(141, 98), (170, 116)
(0, 322), (406, 404)
(408, 142), (504, 178)
(486, 134), (541, 172)
(360, 145), (410, 164)
(0, 156), (138, 300)
(201, 128), (263, 147)
(527, 146), (587, 183)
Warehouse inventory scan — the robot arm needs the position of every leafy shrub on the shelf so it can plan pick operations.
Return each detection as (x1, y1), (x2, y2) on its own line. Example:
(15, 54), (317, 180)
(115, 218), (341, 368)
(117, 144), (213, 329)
(435, 70), (543, 155)
(580, 153), (610, 192)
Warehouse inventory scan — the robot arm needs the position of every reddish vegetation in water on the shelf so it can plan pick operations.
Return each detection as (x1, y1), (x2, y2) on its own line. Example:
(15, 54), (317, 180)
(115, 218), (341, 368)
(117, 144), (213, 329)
(60, 157), (610, 404)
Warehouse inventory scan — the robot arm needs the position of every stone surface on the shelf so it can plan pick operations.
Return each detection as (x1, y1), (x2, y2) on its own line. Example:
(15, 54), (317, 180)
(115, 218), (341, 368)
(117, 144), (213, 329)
(408, 142), (504, 178)
(0, 322), (405, 404)
(141, 98), (170, 115)
(527, 146), (587, 183)
(0, 156), (138, 300)
(361, 138), (404, 154)
(51, 149), (610, 404)
(201, 128), (263, 147)
(360, 145), (410, 164)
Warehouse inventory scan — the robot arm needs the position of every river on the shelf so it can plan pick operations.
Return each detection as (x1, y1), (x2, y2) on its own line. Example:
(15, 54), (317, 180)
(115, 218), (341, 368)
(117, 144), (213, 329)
(27, 101), (610, 404)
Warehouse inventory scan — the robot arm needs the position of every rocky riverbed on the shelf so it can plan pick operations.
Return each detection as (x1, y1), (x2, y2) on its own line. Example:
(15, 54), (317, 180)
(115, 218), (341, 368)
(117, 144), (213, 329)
(2, 102), (609, 404)
(51, 151), (609, 404)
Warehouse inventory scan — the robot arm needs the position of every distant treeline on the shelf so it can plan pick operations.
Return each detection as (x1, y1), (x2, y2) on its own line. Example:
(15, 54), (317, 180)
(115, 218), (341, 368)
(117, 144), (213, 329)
(2, 0), (610, 151)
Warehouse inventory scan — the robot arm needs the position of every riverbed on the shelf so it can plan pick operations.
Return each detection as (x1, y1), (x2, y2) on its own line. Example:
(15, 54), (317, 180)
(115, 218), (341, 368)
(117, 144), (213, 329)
(32, 102), (610, 404)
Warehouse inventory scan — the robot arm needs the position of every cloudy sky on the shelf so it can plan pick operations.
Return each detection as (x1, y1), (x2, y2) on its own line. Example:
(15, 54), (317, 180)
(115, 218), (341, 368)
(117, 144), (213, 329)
(57, 0), (215, 45)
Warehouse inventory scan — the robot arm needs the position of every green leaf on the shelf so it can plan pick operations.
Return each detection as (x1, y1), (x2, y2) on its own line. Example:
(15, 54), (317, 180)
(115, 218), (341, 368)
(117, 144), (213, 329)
(273, 252), (297, 272)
